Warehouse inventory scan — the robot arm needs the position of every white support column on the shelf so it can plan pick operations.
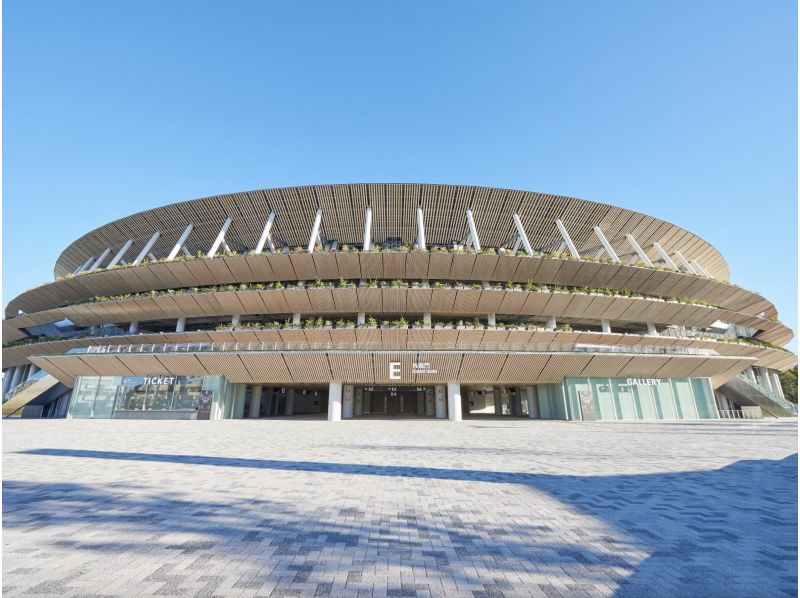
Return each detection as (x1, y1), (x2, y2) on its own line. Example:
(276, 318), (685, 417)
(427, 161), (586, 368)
(342, 384), (354, 419)
(487, 313), (496, 327)
(167, 224), (194, 260)
(770, 371), (785, 399)
(9, 366), (25, 392)
(73, 256), (96, 275)
(434, 385), (447, 418)
(231, 315), (241, 330)
(423, 312), (432, 326)
(328, 381), (343, 421)
(691, 260), (712, 278)
(592, 226), (620, 262)
(646, 323), (658, 336)
(249, 385), (263, 418)
(447, 382), (463, 421)
(176, 317), (186, 333)
(362, 206), (373, 251)
(555, 220), (580, 260)
(285, 389), (295, 415)
(254, 212), (277, 254)
(2, 368), (16, 397)
(601, 319), (611, 333)
(527, 386), (539, 419)
(673, 250), (697, 274)
(652, 242), (678, 271)
(307, 208), (323, 253)
(106, 240), (134, 269)
(758, 367), (774, 393)
(546, 316), (557, 330)
(625, 234), (653, 267)
(133, 231), (161, 265)
(512, 214), (534, 256)
(90, 248), (113, 271)
(208, 218), (233, 258)
(466, 209), (481, 253)
(416, 207), (426, 251)
(129, 321), (139, 334)
(181, 246), (193, 257)
(293, 313), (302, 326)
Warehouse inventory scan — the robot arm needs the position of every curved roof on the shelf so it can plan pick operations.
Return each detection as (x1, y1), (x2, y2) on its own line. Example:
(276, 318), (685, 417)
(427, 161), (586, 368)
(55, 184), (730, 280)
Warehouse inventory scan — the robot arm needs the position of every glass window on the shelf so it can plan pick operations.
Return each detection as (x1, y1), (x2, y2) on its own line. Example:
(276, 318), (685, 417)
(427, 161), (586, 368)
(691, 378), (717, 419)
(68, 377), (98, 418)
(611, 379), (638, 420)
(92, 377), (120, 418)
(654, 380), (678, 419)
(672, 378), (697, 419)
(590, 379), (616, 420)
(634, 385), (659, 419)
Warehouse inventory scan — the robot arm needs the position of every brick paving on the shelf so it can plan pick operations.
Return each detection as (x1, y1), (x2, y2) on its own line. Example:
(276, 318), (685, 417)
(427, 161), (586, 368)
(2, 417), (797, 597)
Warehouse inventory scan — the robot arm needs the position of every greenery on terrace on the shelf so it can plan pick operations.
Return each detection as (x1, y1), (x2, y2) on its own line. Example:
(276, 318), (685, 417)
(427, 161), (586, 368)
(60, 278), (725, 310)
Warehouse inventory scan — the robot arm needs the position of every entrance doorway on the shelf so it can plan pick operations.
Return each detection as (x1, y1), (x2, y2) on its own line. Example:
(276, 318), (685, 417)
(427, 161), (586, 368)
(358, 386), (430, 417)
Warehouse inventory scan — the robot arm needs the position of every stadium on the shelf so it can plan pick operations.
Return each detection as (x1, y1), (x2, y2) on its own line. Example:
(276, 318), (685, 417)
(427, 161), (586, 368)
(2, 183), (796, 421)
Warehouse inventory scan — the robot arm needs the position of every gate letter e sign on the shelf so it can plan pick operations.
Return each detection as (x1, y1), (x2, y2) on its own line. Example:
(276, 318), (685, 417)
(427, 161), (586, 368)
(389, 362), (401, 380)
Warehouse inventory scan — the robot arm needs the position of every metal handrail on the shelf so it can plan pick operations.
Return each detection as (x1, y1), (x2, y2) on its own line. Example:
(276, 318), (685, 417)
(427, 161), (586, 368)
(734, 374), (797, 414)
(717, 409), (763, 420)
(76, 340), (718, 357)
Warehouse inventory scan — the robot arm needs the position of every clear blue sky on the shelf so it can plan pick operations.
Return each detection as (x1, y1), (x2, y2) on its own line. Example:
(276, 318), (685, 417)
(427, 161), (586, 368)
(4, 0), (797, 349)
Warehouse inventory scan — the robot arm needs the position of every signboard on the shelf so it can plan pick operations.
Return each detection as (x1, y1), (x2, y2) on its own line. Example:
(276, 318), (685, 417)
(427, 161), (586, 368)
(626, 378), (662, 386)
(578, 390), (597, 421)
(196, 390), (213, 420)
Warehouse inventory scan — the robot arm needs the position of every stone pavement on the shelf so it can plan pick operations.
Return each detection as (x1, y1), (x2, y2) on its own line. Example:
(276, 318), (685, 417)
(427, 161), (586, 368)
(2, 417), (797, 597)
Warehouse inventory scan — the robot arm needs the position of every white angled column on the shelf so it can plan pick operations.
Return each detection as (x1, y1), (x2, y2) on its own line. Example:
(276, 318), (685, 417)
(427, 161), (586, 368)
(73, 256), (96, 275)
(9, 366), (25, 392)
(555, 220), (580, 259)
(90, 248), (113, 271)
(546, 316), (557, 330)
(601, 319), (611, 333)
(167, 224), (194, 260)
(673, 250), (696, 274)
(512, 214), (534, 256)
(652, 242), (678, 271)
(328, 381), (343, 421)
(249, 385), (263, 418)
(307, 208), (323, 253)
(133, 231), (161, 265)
(447, 382), (463, 421)
(176, 317), (186, 333)
(466, 209), (481, 252)
(231, 315), (241, 330)
(107, 240), (134, 269)
(625, 234), (653, 267)
(363, 206), (373, 251)
(592, 226), (620, 262)
(254, 212), (276, 254)
(129, 321), (139, 334)
(208, 218), (233, 258)
(646, 323), (658, 336)
(416, 206), (426, 251)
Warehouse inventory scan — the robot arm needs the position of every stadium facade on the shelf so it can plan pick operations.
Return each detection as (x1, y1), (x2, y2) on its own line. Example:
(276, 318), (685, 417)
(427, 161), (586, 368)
(2, 184), (796, 421)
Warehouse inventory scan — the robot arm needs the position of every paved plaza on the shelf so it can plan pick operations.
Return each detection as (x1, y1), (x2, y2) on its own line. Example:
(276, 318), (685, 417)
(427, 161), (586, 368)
(2, 418), (797, 597)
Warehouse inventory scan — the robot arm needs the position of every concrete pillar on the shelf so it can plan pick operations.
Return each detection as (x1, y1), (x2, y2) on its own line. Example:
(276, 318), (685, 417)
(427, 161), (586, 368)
(26, 365), (40, 381)
(493, 387), (503, 415)
(527, 386), (540, 419)
(417, 390), (425, 413)
(285, 389), (295, 416)
(546, 316), (556, 330)
(354, 387), (364, 417)
(342, 384), (354, 419)
(248, 385), (263, 418)
(9, 365), (25, 392)
(487, 313), (496, 327)
(232, 315), (241, 330)
(91, 325), (100, 336)
(601, 319), (611, 334)
(293, 313), (302, 326)
(328, 381), (343, 421)
(425, 388), (435, 416)
(357, 313), (366, 326)
(434, 385), (447, 418)
(771, 371), (785, 399)
(2, 368), (16, 397)
(129, 321), (139, 335)
(447, 382), (462, 422)
(512, 391), (522, 417)
(646, 323), (658, 336)
(423, 312), (432, 326)
(176, 317), (186, 333)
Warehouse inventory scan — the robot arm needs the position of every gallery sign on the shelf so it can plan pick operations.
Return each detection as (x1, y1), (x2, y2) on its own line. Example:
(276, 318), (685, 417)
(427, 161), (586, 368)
(626, 378), (662, 386)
